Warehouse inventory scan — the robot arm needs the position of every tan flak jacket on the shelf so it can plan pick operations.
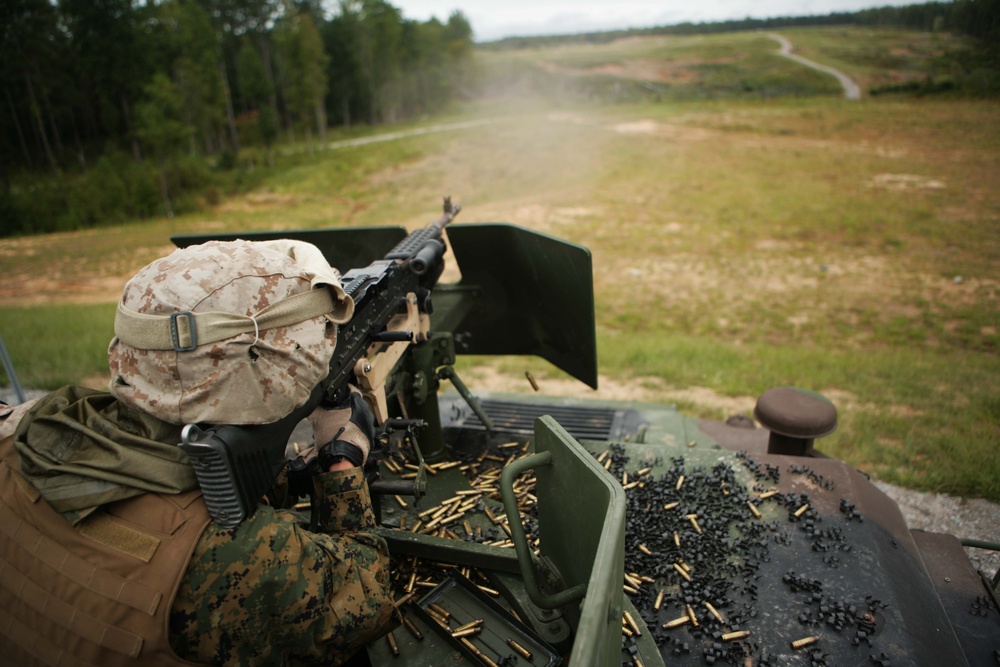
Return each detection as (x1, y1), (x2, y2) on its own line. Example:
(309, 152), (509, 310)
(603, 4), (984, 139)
(0, 432), (210, 665)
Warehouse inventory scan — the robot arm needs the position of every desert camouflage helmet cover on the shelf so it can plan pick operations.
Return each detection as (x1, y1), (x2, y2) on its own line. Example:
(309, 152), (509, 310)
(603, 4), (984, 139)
(108, 240), (354, 425)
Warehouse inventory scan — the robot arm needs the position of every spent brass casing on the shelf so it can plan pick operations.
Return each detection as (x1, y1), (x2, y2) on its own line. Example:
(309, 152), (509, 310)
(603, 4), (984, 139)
(459, 638), (499, 667)
(505, 638), (533, 660)
(402, 617), (423, 640)
(791, 636), (819, 649)
(451, 627), (481, 638)
(428, 603), (451, 620)
(704, 601), (725, 624)
(453, 619), (484, 634)
(686, 604), (699, 627)
(393, 591), (415, 608)
(623, 610), (642, 636)
(426, 608), (449, 625)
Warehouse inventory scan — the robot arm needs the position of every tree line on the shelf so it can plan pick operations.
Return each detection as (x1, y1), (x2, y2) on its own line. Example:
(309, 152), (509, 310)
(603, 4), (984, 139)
(3, 0), (997, 236)
(0, 0), (473, 234)
(481, 0), (999, 49)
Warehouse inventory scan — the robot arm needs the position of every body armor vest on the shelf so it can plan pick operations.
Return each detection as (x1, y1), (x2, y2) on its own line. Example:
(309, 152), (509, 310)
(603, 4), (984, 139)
(0, 434), (211, 666)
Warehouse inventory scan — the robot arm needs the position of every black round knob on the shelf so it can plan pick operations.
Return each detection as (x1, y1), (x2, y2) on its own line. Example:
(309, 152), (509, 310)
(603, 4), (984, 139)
(754, 387), (837, 456)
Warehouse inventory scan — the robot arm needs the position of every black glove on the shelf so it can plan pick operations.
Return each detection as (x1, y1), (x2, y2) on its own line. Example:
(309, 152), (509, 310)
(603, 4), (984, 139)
(310, 390), (376, 470)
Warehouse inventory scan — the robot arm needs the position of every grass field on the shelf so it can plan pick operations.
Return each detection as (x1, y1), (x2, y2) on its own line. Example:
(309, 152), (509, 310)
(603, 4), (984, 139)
(1, 27), (997, 501)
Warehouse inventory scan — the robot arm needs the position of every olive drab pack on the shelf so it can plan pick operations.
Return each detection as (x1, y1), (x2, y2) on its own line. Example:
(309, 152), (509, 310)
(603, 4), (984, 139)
(108, 240), (354, 426)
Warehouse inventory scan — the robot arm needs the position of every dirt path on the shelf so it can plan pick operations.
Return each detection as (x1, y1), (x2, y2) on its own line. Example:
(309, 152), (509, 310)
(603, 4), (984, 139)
(318, 119), (498, 152)
(769, 33), (861, 100)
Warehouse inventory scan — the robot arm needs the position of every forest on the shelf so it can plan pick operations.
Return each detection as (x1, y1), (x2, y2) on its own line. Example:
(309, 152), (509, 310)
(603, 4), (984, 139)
(1, 0), (474, 233)
(1, 0), (996, 237)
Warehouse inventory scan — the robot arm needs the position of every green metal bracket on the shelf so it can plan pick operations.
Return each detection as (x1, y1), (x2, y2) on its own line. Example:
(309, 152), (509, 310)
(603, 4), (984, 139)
(500, 451), (588, 609)
(498, 416), (628, 666)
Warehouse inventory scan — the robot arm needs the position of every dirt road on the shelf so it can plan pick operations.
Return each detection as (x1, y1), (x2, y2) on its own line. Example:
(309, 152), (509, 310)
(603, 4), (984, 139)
(769, 33), (861, 100)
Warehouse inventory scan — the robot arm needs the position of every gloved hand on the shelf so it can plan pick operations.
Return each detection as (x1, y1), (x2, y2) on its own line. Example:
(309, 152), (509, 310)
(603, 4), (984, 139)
(286, 441), (320, 499)
(308, 389), (375, 470)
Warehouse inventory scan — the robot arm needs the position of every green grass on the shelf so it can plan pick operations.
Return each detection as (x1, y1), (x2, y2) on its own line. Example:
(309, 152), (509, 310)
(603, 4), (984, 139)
(477, 31), (844, 102)
(597, 331), (1000, 499)
(2, 27), (998, 502)
(780, 26), (972, 94)
(0, 304), (115, 389)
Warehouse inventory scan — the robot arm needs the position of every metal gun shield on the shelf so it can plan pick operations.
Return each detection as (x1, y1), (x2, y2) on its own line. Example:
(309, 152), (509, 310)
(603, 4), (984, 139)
(433, 223), (598, 390)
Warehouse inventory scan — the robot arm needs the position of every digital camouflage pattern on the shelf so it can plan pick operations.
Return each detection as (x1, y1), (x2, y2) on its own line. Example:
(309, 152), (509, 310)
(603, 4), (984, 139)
(108, 240), (351, 426)
(169, 466), (394, 665)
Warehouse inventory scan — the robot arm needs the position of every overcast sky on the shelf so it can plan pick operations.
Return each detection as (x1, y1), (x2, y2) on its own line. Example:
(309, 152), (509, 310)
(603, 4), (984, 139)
(388, 0), (923, 42)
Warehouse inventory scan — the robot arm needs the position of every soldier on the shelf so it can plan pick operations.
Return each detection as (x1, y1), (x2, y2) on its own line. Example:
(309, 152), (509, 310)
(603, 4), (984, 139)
(0, 240), (394, 665)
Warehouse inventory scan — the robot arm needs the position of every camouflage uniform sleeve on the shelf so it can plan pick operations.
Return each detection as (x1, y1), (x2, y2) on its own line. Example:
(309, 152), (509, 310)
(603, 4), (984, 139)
(309, 466), (377, 533)
(170, 468), (394, 666)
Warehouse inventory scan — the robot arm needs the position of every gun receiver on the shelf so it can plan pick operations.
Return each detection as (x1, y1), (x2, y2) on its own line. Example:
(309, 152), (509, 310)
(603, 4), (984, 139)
(322, 198), (459, 421)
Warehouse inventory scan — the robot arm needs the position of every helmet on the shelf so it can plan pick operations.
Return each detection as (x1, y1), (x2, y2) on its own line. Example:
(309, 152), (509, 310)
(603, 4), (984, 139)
(108, 240), (353, 425)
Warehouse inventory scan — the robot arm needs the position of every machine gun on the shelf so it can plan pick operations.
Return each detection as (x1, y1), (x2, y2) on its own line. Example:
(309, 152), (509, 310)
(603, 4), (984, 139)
(180, 198), (473, 528)
(321, 197), (459, 421)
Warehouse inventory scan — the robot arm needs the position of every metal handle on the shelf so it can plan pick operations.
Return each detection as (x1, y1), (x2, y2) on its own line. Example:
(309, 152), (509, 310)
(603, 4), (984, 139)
(499, 451), (587, 609)
(438, 365), (494, 431)
(0, 334), (25, 404)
